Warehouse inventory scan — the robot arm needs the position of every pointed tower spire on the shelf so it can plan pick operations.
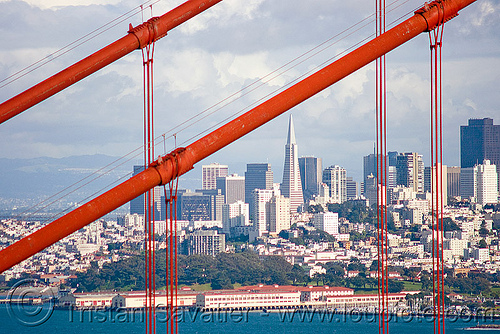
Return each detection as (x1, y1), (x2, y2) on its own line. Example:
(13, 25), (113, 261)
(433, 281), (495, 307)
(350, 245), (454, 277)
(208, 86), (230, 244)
(287, 114), (296, 145)
(281, 114), (304, 214)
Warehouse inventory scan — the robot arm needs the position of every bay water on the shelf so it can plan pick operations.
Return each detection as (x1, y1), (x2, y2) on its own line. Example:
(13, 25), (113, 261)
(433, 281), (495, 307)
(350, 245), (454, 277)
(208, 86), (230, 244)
(0, 304), (495, 333)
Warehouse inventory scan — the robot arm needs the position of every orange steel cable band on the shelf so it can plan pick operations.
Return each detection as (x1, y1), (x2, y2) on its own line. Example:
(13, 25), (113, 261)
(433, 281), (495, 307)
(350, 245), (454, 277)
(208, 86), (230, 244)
(0, 0), (477, 274)
(0, 0), (223, 124)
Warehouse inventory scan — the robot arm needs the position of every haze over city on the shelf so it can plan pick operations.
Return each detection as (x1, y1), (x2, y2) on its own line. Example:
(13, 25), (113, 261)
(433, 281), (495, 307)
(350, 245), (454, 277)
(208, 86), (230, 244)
(2, 3), (500, 334)
(0, 0), (498, 193)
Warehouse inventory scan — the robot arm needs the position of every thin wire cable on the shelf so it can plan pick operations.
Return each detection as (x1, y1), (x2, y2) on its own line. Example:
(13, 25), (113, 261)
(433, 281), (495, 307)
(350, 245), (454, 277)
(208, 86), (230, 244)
(10, 147), (144, 222)
(178, 2), (419, 146)
(6, 1), (384, 223)
(1, 0), (161, 90)
(6, 0), (420, 235)
(158, 0), (416, 147)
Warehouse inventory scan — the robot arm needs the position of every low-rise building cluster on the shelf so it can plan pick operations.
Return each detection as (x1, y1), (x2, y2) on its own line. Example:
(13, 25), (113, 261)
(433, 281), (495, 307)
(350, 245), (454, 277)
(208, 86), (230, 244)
(58, 285), (410, 311)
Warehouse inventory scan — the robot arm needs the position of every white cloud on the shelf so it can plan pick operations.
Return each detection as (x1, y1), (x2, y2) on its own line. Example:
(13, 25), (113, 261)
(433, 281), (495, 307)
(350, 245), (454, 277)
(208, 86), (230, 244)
(471, 1), (496, 27)
(1, 0), (122, 9)
(0, 0), (497, 187)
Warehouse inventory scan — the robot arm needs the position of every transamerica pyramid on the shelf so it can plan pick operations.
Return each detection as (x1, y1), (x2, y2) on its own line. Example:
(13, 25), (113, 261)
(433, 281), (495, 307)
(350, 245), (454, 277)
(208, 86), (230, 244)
(281, 114), (304, 213)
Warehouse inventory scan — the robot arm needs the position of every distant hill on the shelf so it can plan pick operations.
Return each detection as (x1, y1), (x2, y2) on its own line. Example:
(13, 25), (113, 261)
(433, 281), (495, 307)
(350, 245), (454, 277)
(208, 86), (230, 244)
(0, 154), (135, 208)
(0, 154), (202, 214)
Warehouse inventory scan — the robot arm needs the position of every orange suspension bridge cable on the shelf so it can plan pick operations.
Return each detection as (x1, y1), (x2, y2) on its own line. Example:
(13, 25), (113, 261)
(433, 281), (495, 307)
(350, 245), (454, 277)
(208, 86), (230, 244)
(0, 0), (162, 90)
(6, 0), (417, 226)
(376, 0), (389, 333)
(427, 2), (445, 333)
(0, 0), (478, 276)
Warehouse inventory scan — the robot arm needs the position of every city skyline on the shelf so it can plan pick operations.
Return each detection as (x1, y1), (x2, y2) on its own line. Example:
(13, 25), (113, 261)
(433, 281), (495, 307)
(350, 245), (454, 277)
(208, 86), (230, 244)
(193, 118), (499, 189)
(0, 0), (497, 194)
(0, 0), (499, 316)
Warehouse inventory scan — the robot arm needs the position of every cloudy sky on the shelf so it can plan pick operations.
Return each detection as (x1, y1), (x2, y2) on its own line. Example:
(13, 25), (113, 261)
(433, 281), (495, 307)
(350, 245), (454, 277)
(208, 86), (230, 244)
(0, 0), (499, 192)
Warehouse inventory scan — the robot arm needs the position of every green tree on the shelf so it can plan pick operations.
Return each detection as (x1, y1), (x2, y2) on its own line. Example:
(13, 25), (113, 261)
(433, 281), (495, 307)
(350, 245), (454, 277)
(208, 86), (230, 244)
(288, 264), (308, 284)
(388, 280), (404, 293)
(443, 217), (460, 231)
(420, 271), (432, 292)
(327, 201), (377, 225)
(349, 276), (367, 289)
(211, 271), (233, 290)
(262, 256), (293, 285)
(307, 204), (324, 213)
(322, 262), (346, 287)
(479, 221), (490, 237)
(182, 254), (216, 285)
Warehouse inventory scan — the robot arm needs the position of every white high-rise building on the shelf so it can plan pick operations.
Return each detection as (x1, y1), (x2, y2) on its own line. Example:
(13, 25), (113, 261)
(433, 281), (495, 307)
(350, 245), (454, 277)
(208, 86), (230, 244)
(281, 115), (304, 213)
(251, 189), (273, 233)
(364, 173), (377, 206)
(266, 195), (290, 234)
(313, 183), (330, 206)
(424, 163), (448, 207)
(396, 152), (424, 193)
(461, 160), (499, 205)
(323, 165), (347, 203)
(476, 160), (498, 205)
(312, 212), (339, 235)
(222, 200), (250, 233)
(186, 230), (225, 256)
(388, 165), (397, 189)
(202, 163), (229, 190)
(216, 174), (245, 204)
(125, 213), (144, 229)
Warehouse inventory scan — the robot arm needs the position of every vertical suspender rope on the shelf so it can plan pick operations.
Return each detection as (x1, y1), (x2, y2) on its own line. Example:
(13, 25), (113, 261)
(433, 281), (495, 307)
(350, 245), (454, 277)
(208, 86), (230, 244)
(376, 0), (381, 329)
(439, 21), (446, 334)
(164, 187), (171, 333)
(376, 0), (388, 333)
(141, 7), (156, 334)
(164, 148), (180, 334)
(429, 3), (445, 334)
(174, 165), (179, 334)
(164, 186), (172, 333)
(169, 179), (174, 334)
(430, 33), (437, 333)
(173, 134), (179, 334)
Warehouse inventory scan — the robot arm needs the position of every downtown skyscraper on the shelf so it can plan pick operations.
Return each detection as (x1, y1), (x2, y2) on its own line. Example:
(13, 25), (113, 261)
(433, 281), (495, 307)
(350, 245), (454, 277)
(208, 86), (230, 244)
(461, 118), (500, 168)
(244, 163), (273, 204)
(281, 114), (304, 213)
(202, 163), (229, 190)
(323, 165), (347, 203)
(396, 152), (424, 193)
(461, 118), (500, 188)
(476, 160), (498, 205)
(129, 165), (161, 218)
(245, 163), (273, 220)
(298, 156), (322, 202)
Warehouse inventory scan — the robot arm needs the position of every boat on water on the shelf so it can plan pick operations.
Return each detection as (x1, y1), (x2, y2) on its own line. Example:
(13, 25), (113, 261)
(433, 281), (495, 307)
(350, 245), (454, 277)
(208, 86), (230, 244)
(465, 324), (500, 330)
